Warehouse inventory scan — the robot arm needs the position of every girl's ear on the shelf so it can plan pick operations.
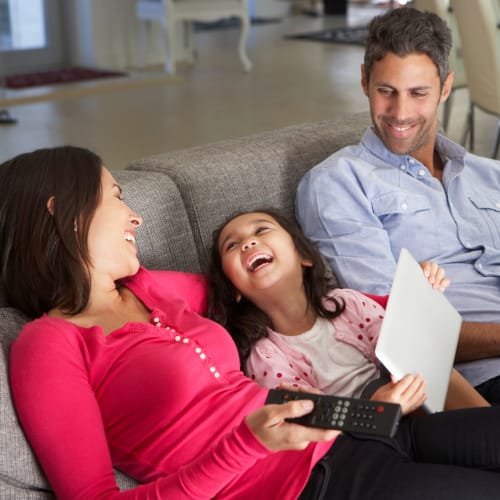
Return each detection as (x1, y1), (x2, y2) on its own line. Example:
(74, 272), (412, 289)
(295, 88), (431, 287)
(46, 196), (55, 216)
(302, 258), (313, 268)
(236, 292), (242, 303)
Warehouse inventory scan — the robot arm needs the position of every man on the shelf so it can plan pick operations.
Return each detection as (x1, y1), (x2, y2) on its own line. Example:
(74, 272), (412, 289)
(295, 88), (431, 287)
(296, 7), (500, 403)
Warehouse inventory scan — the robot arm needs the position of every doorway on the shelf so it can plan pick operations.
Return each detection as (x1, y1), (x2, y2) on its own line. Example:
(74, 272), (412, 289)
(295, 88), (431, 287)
(0, 0), (66, 75)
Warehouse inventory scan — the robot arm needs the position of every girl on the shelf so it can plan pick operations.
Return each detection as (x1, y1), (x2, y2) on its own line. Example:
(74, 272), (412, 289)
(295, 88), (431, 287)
(208, 208), (488, 414)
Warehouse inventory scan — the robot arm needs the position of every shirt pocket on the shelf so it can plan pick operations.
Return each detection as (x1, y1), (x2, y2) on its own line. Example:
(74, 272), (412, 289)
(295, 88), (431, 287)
(468, 192), (500, 246)
(371, 191), (432, 217)
(371, 192), (434, 242)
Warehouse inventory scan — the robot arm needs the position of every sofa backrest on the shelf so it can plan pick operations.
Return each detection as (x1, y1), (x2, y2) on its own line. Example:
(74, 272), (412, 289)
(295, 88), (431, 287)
(127, 113), (371, 272)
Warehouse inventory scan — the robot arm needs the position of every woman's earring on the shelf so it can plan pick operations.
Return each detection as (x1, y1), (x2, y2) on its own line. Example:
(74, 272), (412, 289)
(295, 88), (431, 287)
(73, 220), (78, 232)
(236, 293), (241, 304)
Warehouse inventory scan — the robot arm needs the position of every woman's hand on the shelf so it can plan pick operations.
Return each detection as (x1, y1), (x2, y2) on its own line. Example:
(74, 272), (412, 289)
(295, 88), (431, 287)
(371, 374), (427, 415)
(245, 399), (339, 451)
(420, 261), (450, 292)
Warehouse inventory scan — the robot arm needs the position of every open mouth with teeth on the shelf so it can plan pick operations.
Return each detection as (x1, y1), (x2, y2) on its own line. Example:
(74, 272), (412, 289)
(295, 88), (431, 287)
(246, 252), (273, 273)
(124, 233), (136, 245)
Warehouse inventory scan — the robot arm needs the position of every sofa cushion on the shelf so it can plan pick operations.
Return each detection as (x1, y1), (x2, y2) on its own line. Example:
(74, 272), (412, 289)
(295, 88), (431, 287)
(0, 307), (52, 494)
(127, 114), (370, 270)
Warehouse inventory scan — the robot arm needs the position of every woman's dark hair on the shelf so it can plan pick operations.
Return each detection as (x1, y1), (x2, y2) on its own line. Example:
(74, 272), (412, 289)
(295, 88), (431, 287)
(364, 7), (452, 88)
(207, 208), (345, 369)
(0, 145), (103, 318)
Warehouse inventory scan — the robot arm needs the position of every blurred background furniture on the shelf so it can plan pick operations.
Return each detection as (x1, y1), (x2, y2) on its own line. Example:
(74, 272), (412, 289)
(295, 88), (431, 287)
(451, 0), (500, 158)
(135, 0), (252, 75)
(413, 0), (467, 132)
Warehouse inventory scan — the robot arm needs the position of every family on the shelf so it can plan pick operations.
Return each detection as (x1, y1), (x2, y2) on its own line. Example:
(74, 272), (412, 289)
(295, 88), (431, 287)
(2, 7), (500, 500)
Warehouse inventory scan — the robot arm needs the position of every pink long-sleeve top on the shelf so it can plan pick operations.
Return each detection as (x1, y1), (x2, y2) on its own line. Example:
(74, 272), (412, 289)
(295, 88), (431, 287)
(10, 268), (333, 499)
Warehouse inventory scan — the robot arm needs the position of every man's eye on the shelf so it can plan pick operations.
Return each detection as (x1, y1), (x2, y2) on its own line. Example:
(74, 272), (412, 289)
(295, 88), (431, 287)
(378, 88), (392, 96)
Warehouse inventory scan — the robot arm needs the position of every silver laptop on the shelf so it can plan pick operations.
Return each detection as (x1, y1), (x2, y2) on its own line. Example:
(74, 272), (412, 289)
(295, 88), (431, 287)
(375, 248), (462, 413)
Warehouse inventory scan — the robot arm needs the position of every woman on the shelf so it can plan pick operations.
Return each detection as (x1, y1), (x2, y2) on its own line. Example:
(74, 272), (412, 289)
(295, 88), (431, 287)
(2, 146), (500, 500)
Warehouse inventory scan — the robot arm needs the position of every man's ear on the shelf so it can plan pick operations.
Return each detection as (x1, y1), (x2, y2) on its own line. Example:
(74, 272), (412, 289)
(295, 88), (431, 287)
(361, 64), (369, 97)
(440, 71), (454, 103)
(46, 196), (55, 216)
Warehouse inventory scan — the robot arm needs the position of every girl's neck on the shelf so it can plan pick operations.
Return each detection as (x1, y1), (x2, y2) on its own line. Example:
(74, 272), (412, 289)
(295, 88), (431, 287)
(253, 288), (317, 336)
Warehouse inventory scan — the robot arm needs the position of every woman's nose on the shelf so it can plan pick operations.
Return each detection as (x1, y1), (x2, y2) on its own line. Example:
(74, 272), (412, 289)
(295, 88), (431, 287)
(131, 213), (143, 227)
(242, 239), (257, 252)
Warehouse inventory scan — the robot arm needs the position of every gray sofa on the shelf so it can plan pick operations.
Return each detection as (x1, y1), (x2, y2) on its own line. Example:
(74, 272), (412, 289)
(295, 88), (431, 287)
(0, 112), (371, 498)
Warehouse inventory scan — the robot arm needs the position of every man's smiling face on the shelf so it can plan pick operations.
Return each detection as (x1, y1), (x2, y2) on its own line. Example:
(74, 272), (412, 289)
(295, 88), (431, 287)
(362, 52), (452, 164)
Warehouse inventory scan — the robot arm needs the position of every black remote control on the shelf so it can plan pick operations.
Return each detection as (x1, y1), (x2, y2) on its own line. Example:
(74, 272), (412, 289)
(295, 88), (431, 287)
(266, 389), (402, 438)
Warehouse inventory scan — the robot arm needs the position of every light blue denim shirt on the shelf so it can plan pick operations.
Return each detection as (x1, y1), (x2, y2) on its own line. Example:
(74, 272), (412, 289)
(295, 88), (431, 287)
(296, 127), (500, 386)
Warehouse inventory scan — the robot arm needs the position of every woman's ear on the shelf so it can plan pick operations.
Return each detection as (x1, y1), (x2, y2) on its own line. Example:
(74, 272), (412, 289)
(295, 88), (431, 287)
(46, 196), (55, 216)
(302, 259), (313, 268)
(235, 292), (242, 304)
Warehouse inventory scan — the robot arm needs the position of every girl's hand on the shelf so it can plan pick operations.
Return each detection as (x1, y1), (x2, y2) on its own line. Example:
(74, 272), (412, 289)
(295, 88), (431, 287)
(420, 261), (450, 292)
(371, 374), (427, 415)
(245, 399), (339, 451)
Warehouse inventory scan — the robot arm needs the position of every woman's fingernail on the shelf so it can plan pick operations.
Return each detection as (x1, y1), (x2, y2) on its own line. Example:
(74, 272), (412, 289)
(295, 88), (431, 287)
(302, 400), (314, 411)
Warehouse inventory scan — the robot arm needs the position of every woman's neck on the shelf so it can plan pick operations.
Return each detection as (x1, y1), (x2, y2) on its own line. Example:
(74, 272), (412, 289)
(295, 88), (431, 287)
(49, 282), (150, 334)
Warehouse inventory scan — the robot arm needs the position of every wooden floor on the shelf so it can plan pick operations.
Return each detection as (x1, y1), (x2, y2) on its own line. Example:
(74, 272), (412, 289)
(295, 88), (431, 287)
(0, 5), (496, 169)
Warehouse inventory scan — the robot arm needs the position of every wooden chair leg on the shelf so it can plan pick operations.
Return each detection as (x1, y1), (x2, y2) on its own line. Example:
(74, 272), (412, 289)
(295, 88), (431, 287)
(165, 17), (177, 75)
(442, 90), (454, 133)
(461, 103), (472, 149)
(238, 16), (252, 72)
(492, 119), (500, 159)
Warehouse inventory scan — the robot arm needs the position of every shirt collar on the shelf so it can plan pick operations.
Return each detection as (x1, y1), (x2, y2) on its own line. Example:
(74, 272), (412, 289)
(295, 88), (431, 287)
(360, 126), (466, 171)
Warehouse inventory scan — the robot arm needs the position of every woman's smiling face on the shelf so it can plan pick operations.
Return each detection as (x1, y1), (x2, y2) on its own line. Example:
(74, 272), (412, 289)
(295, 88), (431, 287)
(86, 168), (143, 281)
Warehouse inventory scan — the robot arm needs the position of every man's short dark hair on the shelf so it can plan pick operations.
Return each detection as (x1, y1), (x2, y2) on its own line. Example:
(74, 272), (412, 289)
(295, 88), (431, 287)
(364, 7), (452, 87)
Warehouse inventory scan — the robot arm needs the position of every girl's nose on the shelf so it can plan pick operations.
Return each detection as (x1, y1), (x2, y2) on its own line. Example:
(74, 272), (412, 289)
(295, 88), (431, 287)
(242, 239), (257, 252)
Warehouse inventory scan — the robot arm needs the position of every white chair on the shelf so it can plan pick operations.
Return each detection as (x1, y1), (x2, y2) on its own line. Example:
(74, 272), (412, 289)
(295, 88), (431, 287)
(413, 0), (467, 132)
(135, 0), (252, 75)
(451, 0), (500, 158)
